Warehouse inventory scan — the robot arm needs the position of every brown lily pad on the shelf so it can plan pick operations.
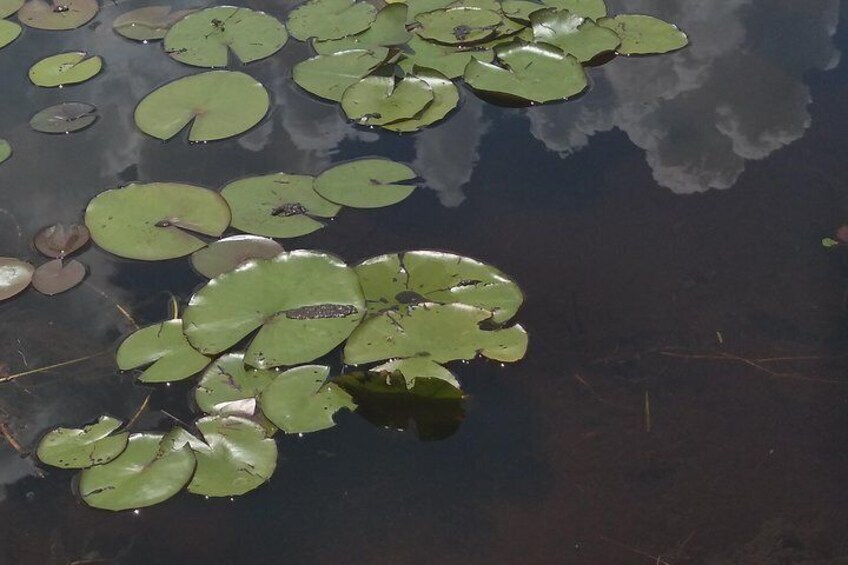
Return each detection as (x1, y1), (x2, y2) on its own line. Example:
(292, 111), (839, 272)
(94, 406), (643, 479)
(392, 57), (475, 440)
(190, 235), (284, 278)
(33, 223), (90, 258)
(32, 258), (86, 295)
(0, 257), (34, 301)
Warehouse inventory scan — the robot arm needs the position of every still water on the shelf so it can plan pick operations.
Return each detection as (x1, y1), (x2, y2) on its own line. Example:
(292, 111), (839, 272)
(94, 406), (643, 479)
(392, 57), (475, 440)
(1, 0), (847, 563)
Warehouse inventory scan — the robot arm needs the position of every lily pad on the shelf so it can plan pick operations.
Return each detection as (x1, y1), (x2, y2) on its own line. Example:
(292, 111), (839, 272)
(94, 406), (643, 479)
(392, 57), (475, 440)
(344, 302), (529, 365)
(501, 0), (547, 23)
(543, 0), (606, 20)
(287, 0), (376, 42)
(186, 415), (277, 497)
(18, 0), (98, 30)
(221, 173), (341, 238)
(0, 257), (34, 301)
(183, 250), (365, 369)
(598, 14), (688, 55)
(36, 416), (128, 469)
(313, 158), (417, 208)
(84, 182), (231, 261)
(292, 48), (389, 102)
(313, 4), (411, 55)
(371, 357), (461, 389)
(463, 39), (587, 103)
(0, 20), (21, 50)
(194, 353), (276, 415)
(414, 7), (502, 45)
(382, 68), (459, 132)
(164, 6), (287, 68)
(531, 9), (620, 62)
(399, 35), (492, 79)
(116, 319), (211, 383)
(31, 258), (85, 295)
(134, 71), (270, 142)
(113, 5), (197, 41)
(354, 250), (523, 322)
(28, 51), (103, 88)
(0, 139), (10, 164)
(259, 365), (356, 433)
(341, 73), (434, 127)
(79, 432), (196, 511)
(0, 0), (23, 18)
(190, 235), (284, 278)
(30, 102), (97, 134)
(33, 223), (90, 258)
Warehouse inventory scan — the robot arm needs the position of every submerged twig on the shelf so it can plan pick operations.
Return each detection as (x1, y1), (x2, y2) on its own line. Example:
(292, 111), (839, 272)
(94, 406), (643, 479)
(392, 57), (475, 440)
(658, 350), (845, 384)
(81, 281), (139, 330)
(123, 393), (152, 431)
(0, 420), (26, 456)
(600, 535), (672, 565)
(0, 350), (110, 383)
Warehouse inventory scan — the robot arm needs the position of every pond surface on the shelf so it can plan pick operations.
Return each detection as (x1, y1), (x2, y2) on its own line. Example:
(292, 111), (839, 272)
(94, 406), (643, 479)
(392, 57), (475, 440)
(1, 0), (848, 563)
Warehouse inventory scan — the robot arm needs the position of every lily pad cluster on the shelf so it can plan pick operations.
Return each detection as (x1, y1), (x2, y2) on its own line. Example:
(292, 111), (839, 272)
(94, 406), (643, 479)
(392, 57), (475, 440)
(35, 248), (527, 510)
(83, 158), (418, 261)
(288, 0), (688, 129)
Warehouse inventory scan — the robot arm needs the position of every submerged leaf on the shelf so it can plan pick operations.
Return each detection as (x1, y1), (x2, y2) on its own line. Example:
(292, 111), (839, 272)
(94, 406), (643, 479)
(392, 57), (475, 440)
(190, 235), (283, 278)
(30, 102), (97, 134)
(183, 251), (365, 369)
(164, 6), (287, 68)
(287, 0), (376, 41)
(414, 6), (502, 45)
(84, 182), (231, 261)
(260, 365), (356, 433)
(0, 20), (21, 50)
(18, 0), (98, 30)
(116, 319), (211, 383)
(221, 173), (341, 238)
(293, 48), (389, 102)
(33, 223), (90, 258)
(28, 51), (103, 88)
(36, 416), (128, 469)
(341, 74), (434, 127)
(344, 302), (529, 365)
(194, 353), (276, 415)
(313, 158), (417, 208)
(0, 257), (34, 301)
(31, 258), (85, 295)
(113, 5), (197, 41)
(313, 4), (411, 54)
(598, 14), (688, 55)
(531, 8), (620, 62)
(79, 432), (196, 511)
(382, 68), (459, 132)
(135, 71), (270, 142)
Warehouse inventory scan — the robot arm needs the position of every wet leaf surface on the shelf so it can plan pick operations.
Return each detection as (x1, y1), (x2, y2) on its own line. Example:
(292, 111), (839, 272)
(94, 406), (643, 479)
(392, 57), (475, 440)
(313, 158), (417, 208)
(530, 8), (620, 62)
(30, 102), (97, 134)
(193, 352), (276, 415)
(28, 51), (102, 88)
(382, 67), (459, 132)
(18, 0), (98, 30)
(116, 319), (211, 383)
(0, 257), (34, 301)
(287, 0), (376, 41)
(113, 5), (197, 41)
(33, 223), (90, 258)
(190, 235), (284, 278)
(36, 416), (128, 469)
(293, 48), (389, 102)
(341, 73), (435, 126)
(598, 14), (688, 55)
(260, 365), (356, 433)
(31, 258), (86, 295)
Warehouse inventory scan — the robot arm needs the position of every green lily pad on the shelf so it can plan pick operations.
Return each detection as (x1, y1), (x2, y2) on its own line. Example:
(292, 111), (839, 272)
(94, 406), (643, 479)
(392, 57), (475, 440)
(113, 6), (197, 42)
(28, 51), (103, 88)
(0, 258), (33, 301)
(0, 20), (21, 50)
(414, 7), (502, 45)
(79, 432), (196, 511)
(190, 235), (284, 278)
(84, 182), (231, 261)
(371, 357), (460, 389)
(344, 302), (529, 365)
(313, 158), (417, 208)
(31, 258), (85, 295)
(30, 102), (97, 134)
(183, 251), (365, 369)
(186, 415), (277, 497)
(382, 68), (458, 132)
(117, 319), (211, 383)
(313, 4), (411, 55)
(18, 0), (98, 30)
(221, 173), (341, 238)
(399, 35), (492, 79)
(463, 39), (587, 103)
(354, 250), (523, 322)
(260, 365), (356, 433)
(0, 139), (10, 164)
(0, 0), (23, 18)
(194, 353), (276, 415)
(543, 0), (606, 20)
(33, 223), (90, 258)
(341, 73), (434, 127)
(501, 0), (546, 23)
(292, 48), (389, 102)
(135, 71), (270, 142)
(36, 416), (128, 469)
(598, 14), (688, 55)
(164, 6), (287, 68)
(531, 9), (619, 62)
(287, 0), (377, 41)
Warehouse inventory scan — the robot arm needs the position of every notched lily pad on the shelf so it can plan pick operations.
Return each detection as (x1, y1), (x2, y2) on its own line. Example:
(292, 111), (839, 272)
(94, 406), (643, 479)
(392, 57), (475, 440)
(183, 250), (365, 369)
(84, 182), (231, 261)
(293, 48), (389, 102)
(29, 51), (102, 88)
(341, 73), (434, 127)
(79, 431), (196, 511)
(414, 6), (503, 45)
(382, 67), (459, 132)
(598, 14), (688, 55)
(34, 223), (90, 258)
(116, 319), (211, 383)
(30, 102), (97, 134)
(135, 71), (270, 142)
(0, 257), (34, 301)
(36, 416), (128, 469)
(287, 0), (377, 42)
(370, 357), (461, 390)
(194, 352), (276, 416)
(18, 0), (98, 30)
(221, 173), (341, 239)
(260, 365), (356, 433)
(543, 0), (606, 20)
(314, 158), (417, 208)
(313, 3), (411, 55)
(32, 258), (85, 295)
(0, 20), (21, 50)
(113, 5), (197, 41)
(164, 6), (287, 68)
(190, 235), (283, 278)
(531, 8), (620, 62)
(399, 35), (492, 79)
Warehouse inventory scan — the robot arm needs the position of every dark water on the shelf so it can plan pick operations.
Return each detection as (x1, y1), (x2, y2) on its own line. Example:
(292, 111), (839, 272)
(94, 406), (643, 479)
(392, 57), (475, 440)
(1, 0), (848, 563)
